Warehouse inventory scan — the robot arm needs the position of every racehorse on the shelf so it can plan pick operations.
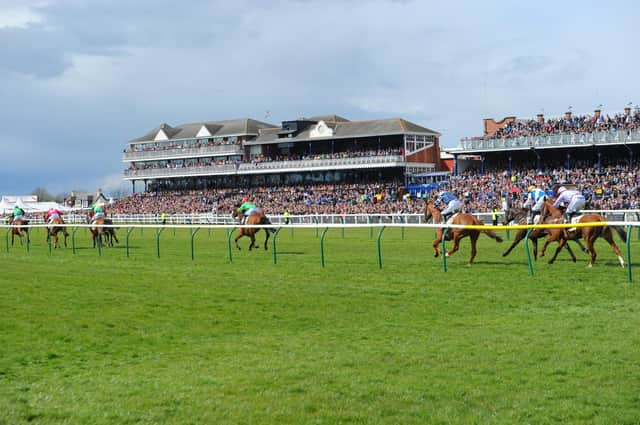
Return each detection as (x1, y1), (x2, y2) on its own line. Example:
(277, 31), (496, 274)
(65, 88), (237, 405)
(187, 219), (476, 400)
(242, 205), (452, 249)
(424, 202), (503, 265)
(500, 207), (586, 261)
(539, 199), (626, 267)
(9, 216), (30, 246)
(231, 207), (275, 251)
(47, 216), (69, 248)
(88, 214), (119, 248)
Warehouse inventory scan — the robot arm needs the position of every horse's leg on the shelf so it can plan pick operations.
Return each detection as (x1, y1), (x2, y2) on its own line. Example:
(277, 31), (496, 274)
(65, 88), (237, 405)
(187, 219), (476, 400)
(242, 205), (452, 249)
(540, 230), (559, 258)
(468, 232), (479, 265)
(249, 233), (256, 251)
(548, 237), (567, 264)
(601, 227), (625, 267)
(584, 231), (597, 268)
(263, 229), (270, 250)
(446, 231), (462, 257)
(234, 232), (243, 250)
(432, 229), (443, 257)
(502, 230), (525, 257)
(564, 241), (577, 263)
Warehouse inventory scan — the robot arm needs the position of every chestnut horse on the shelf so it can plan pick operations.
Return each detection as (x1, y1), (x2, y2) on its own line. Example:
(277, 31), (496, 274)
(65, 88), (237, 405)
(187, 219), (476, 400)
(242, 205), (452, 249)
(539, 199), (625, 267)
(424, 202), (503, 265)
(47, 217), (69, 248)
(9, 216), (30, 246)
(231, 207), (275, 251)
(500, 207), (586, 261)
(88, 215), (118, 248)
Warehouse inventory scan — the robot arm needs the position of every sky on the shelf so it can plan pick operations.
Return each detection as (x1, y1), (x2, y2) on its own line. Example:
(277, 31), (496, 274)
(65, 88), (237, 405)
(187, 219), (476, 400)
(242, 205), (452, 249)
(0, 0), (639, 197)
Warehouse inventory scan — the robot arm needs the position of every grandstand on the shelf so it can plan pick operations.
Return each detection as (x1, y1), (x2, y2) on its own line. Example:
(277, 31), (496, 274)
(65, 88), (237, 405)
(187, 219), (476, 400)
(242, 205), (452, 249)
(122, 115), (443, 192)
(450, 106), (640, 175)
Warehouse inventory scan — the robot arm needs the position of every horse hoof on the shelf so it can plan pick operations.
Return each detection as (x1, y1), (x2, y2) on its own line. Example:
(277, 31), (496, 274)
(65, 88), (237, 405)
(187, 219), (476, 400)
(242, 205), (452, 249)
(445, 253), (450, 257)
(587, 263), (593, 268)
(434, 253), (439, 258)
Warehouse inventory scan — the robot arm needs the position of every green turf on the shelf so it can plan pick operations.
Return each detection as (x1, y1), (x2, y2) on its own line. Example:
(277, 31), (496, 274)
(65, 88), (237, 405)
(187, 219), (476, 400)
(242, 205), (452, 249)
(1, 226), (639, 424)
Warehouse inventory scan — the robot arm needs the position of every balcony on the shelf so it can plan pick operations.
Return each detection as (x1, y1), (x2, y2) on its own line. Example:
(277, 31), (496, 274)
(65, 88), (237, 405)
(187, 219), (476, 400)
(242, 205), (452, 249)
(459, 129), (640, 152)
(123, 144), (243, 162)
(123, 155), (407, 180)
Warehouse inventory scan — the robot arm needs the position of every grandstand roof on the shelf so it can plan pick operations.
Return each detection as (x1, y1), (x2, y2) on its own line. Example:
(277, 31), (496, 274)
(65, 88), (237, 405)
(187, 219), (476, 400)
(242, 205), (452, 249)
(128, 118), (277, 144)
(250, 117), (440, 145)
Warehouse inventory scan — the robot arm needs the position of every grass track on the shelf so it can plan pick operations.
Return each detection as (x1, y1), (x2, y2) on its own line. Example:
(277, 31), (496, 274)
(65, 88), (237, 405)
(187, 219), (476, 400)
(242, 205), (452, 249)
(1, 226), (640, 424)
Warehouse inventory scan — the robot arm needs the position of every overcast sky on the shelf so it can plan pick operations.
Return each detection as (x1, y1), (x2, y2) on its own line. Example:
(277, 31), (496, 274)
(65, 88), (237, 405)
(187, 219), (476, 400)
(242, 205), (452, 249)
(1, 0), (639, 197)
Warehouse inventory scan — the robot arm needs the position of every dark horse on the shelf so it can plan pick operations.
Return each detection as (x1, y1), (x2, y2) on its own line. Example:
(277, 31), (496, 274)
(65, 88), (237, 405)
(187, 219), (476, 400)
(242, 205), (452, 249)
(47, 216), (69, 249)
(231, 207), (275, 250)
(424, 202), (503, 265)
(9, 216), (30, 246)
(88, 214), (119, 248)
(539, 200), (626, 267)
(500, 207), (587, 261)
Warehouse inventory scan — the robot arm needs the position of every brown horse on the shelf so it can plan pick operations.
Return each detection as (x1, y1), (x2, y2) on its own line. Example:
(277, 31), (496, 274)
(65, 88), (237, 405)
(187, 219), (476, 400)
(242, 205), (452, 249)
(88, 214), (118, 247)
(9, 216), (30, 246)
(231, 207), (275, 251)
(47, 216), (69, 248)
(539, 199), (626, 267)
(424, 202), (503, 265)
(500, 207), (586, 261)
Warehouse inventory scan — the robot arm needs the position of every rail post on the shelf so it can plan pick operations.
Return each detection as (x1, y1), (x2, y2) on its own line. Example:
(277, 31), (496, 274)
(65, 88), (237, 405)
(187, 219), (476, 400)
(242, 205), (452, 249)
(190, 227), (200, 261)
(71, 227), (78, 254)
(48, 232), (52, 256)
(227, 227), (236, 263)
(377, 226), (386, 269)
(156, 227), (165, 258)
(524, 228), (534, 277)
(272, 227), (282, 264)
(5, 228), (9, 252)
(125, 227), (134, 257)
(320, 227), (329, 268)
(97, 232), (102, 257)
(26, 228), (30, 253)
(441, 227), (449, 272)
(626, 225), (633, 283)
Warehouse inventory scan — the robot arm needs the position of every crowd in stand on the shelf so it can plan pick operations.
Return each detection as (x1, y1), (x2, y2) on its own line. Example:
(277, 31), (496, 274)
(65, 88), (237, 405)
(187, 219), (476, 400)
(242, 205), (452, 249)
(125, 137), (240, 153)
(112, 160), (640, 216)
(464, 108), (640, 141)
(126, 148), (403, 172)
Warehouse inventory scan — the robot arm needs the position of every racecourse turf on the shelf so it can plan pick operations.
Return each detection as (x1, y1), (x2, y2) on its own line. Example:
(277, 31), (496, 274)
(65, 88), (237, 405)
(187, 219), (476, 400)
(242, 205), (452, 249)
(1, 226), (640, 424)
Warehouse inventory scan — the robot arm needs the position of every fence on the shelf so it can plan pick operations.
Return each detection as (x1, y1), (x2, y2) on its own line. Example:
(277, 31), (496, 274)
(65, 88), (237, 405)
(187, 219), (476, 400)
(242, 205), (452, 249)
(2, 220), (639, 283)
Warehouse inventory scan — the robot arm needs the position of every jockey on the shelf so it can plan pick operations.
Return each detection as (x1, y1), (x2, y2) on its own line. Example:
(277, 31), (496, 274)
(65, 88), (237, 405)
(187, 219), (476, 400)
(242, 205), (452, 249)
(523, 184), (547, 224)
(553, 186), (586, 223)
(435, 191), (461, 223)
(45, 207), (63, 224)
(12, 205), (25, 223)
(89, 202), (106, 224)
(237, 196), (257, 224)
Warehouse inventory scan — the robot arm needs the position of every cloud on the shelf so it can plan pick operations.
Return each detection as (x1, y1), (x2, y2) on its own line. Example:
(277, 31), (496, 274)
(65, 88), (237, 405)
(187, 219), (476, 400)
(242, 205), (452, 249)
(1, 0), (640, 195)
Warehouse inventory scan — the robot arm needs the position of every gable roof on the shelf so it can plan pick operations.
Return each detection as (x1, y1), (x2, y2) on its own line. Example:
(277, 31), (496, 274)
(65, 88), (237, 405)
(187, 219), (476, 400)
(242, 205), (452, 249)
(251, 116), (440, 144)
(128, 118), (277, 144)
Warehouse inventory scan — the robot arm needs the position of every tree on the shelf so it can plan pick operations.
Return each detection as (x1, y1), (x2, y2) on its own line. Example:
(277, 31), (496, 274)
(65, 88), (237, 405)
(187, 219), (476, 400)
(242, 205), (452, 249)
(31, 187), (54, 202)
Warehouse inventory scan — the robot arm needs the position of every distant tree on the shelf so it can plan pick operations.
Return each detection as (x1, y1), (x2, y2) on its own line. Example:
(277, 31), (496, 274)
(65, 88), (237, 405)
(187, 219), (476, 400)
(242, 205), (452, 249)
(31, 187), (54, 201)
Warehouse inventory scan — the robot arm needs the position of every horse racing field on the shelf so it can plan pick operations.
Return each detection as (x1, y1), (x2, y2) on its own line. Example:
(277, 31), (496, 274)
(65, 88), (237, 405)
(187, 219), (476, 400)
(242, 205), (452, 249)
(2, 226), (640, 424)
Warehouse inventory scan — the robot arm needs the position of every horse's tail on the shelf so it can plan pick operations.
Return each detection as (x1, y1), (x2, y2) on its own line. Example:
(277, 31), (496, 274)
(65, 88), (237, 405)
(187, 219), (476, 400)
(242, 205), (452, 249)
(260, 216), (276, 234)
(609, 225), (627, 242)
(482, 229), (503, 243)
(475, 218), (503, 243)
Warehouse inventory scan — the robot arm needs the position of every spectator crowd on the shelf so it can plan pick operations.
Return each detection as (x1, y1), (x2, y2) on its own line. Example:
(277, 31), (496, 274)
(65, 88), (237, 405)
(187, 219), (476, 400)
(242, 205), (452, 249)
(112, 160), (640, 216)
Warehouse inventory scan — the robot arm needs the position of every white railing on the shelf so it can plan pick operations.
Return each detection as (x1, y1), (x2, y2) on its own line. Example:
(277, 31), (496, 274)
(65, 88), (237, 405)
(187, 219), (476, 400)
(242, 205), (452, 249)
(459, 129), (640, 152)
(122, 155), (406, 179)
(10, 210), (639, 226)
(123, 144), (243, 161)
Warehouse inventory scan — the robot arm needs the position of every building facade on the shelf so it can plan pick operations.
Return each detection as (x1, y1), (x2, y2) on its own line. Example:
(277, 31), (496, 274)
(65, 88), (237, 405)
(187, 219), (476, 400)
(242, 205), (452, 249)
(122, 115), (443, 191)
